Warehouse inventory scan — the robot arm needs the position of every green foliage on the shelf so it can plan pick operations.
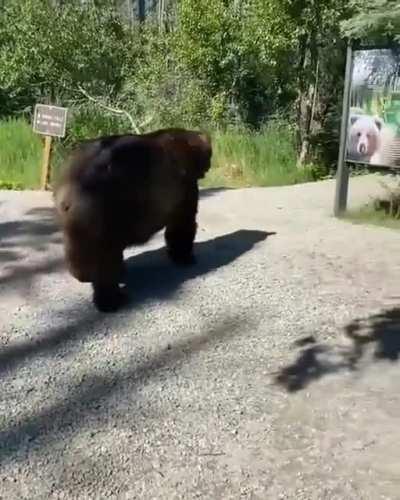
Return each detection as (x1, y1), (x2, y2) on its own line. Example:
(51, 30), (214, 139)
(341, 0), (400, 43)
(0, 0), (367, 190)
(65, 107), (129, 146)
(0, 0), (138, 117)
(0, 118), (42, 188)
(0, 180), (25, 190)
(174, 0), (296, 124)
(281, 0), (352, 167)
(119, 23), (217, 130)
(0, 117), (318, 190)
(202, 120), (318, 189)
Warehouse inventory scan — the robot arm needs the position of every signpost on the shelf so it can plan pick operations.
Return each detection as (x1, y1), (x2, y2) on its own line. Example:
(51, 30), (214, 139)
(334, 44), (400, 216)
(334, 44), (354, 217)
(32, 104), (68, 190)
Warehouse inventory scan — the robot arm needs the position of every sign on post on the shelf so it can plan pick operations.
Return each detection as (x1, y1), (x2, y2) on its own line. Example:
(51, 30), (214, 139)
(33, 104), (68, 138)
(32, 104), (68, 190)
(334, 44), (400, 216)
(346, 48), (400, 168)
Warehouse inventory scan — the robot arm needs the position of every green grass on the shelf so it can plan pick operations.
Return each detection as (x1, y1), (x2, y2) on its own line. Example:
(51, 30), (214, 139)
(0, 117), (43, 189)
(344, 203), (400, 230)
(202, 121), (320, 188)
(0, 117), (323, 190)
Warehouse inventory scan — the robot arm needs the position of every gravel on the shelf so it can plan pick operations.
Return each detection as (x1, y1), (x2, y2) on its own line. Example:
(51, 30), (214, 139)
(0, 174), (399, 499)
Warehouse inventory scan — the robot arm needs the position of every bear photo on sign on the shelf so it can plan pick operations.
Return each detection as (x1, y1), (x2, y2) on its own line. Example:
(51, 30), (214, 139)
(346, 48), (400, 168)
(347, 112), (397, 166)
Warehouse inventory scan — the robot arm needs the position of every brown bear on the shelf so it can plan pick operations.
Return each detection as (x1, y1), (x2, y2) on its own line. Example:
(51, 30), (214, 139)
(53, 127), (212, 312)
(347, 112), (398, 166)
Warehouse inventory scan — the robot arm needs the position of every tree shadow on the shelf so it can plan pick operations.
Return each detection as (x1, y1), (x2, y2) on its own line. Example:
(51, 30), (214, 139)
(0, 229), (273, 377)
(274, 307), (400, 393)
(0, 249), (20, 263)
(0, 257), (65, 289)
(0, 207), (60, 247)
(345, 308), (400, 365)
(0, 206), (63, 290)
(274, 339), (349, 392)
(0, 315), (249, 465)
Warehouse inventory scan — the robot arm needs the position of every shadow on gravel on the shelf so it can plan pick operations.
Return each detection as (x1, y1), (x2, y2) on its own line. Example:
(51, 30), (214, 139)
(0, 316), (250, 465)
(0, 229), (272, 378)
(123, 229), (274, 306)
(0, 230), (269, 464)
(345, 309), (400, 364)
(0, 206), (63, 290)
(199, 187), (233, 199)
(0, 207), (60, 249)
(275, 308), (400, 392)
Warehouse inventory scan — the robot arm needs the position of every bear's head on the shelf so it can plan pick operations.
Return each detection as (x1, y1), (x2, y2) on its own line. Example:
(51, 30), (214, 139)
(349, 115), (383, 159)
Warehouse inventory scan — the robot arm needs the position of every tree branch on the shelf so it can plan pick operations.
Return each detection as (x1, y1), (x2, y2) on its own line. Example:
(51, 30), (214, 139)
(77, 85), (141, 133)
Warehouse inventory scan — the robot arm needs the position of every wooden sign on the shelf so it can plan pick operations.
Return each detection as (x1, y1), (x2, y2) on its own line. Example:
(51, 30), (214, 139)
(32, 104), (68, 190)
(33, 104), (68, 138)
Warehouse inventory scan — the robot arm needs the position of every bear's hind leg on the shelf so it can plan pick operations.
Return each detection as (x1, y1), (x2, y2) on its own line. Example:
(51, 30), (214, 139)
(165, 183), (199, 266)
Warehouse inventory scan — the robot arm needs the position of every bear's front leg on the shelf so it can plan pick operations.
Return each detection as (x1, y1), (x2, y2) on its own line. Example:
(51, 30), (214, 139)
(165, 182), (199, 266)
(92, 282), (126, 313)
(91, 246), (126, 312)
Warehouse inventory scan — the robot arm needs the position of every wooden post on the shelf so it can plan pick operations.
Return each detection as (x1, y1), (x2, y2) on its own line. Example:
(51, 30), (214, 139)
(334, 43), (354, 217)
(41, 135), (52, 191)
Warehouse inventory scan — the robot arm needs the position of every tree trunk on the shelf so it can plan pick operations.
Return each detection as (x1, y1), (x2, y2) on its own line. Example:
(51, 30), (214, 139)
(297, 61), (319, 167)
(296, 33), (319, 168)
(296, 0), (322, 168)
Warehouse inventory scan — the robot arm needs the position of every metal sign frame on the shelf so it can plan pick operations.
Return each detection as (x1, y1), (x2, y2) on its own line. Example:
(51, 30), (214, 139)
(334, 42), (400, 216)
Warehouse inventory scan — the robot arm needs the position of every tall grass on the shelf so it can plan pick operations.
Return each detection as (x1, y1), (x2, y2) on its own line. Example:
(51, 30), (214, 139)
(344, 202), (400, 230)
(344, 178), (400, 231)
(0, 117), (321, 190)
(0, 118), (42, 189)
(203, 120), (318, 188)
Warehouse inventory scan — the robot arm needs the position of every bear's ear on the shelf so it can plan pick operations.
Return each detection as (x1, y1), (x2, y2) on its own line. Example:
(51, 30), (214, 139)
(350, 115), (359, 125)
(188, 132), (213, 179)
(374, 117), (383, 130)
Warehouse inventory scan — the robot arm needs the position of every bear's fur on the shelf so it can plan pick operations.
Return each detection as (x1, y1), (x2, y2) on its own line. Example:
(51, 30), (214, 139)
(347, 113), (397, 166)
(347, 114), (383, 163)
(53, 128), (212, 312)
(370, 126), (399, 167)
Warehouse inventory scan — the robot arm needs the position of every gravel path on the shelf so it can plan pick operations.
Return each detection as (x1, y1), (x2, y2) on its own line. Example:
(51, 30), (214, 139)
(0, 174), (399, 499)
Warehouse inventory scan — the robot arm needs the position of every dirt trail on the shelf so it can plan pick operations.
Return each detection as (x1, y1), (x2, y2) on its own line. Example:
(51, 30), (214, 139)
(0, 174), (399, 499)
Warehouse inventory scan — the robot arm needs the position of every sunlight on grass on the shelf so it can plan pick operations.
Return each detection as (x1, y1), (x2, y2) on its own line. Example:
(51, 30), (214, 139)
(0, 117), (322, 191)
(201, 122), (318, 188)
(344, 203), (400, 231)
(0, 117), (42, 189)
